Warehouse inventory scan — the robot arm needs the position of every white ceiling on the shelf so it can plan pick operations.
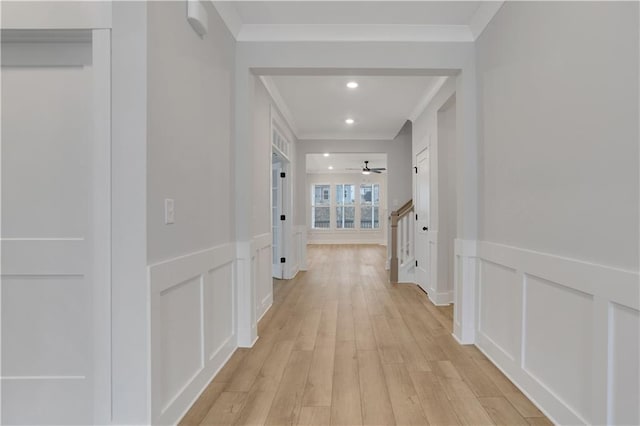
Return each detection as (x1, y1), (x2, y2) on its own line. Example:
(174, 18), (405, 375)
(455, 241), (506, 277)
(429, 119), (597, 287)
(232, 2), (481, 25)
(306, 153), (387, 174)
(266, 75), (441, 140)
(212, 1), (504, 41)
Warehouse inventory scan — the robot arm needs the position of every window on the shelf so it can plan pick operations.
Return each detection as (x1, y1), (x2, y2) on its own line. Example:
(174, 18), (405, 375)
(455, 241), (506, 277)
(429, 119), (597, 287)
(336, 184), (355, 229)
(360, 183), (380, 229)
(311, 184), (330, 229)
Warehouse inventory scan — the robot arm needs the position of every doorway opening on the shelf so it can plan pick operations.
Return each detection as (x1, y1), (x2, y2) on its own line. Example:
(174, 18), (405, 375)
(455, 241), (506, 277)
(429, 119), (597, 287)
(306, 152), (387, 246)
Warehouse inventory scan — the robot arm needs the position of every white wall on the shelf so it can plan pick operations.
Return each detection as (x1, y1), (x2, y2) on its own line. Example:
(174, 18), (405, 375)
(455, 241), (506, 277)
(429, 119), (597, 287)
(437, 96), (457, 302)
(472, 2), (639, 425)
(147, 2), (235, 264)
(307, 172), (387, 245)
(145, 3), (238, 424)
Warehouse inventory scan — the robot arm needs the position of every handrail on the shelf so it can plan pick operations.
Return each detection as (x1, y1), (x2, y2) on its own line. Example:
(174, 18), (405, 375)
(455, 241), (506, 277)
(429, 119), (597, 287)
(394, 199), (414, 218)
(389, 199), (414, 283)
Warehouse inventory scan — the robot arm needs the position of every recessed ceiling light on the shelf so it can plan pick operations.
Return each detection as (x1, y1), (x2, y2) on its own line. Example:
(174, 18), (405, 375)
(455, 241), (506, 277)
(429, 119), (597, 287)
(323, 153), (330, 157)
(345, 118), (355, 125)
(328, 166), (333, 170)
(346, 81), (358, 89)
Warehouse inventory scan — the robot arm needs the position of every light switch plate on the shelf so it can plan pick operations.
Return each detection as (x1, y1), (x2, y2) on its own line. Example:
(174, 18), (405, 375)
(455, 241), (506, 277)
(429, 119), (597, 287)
(165, 198), (175, 224)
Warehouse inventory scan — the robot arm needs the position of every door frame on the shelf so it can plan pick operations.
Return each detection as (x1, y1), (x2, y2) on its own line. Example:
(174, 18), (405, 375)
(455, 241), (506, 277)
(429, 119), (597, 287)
(90, 28), (112, 425)
(270, 109), (294, 279)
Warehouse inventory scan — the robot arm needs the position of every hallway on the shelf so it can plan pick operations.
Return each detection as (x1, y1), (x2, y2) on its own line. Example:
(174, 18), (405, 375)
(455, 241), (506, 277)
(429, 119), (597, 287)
(180, 245), (550, 425)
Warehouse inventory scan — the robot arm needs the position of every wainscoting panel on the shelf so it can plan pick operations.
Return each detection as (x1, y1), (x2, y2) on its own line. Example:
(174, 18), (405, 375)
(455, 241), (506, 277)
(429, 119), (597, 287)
(150, 243), (237, 425)
(609, 303), (640, 425)
(158, 276), (203, 413)
(478, 260), (520, 360)
(289, 225), (307, 276)
(523, 275), (593, 423)
(469, 240), (639, 425)
(252, 233), (273, 322)
(205, 263), (234, 362)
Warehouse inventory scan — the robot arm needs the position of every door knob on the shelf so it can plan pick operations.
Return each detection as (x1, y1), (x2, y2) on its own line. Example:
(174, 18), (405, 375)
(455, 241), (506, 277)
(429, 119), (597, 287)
(422, 226), (428, 231)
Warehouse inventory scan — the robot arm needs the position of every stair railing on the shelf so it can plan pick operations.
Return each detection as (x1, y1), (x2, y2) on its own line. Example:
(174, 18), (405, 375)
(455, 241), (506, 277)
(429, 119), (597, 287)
(389, 199), (414, 283)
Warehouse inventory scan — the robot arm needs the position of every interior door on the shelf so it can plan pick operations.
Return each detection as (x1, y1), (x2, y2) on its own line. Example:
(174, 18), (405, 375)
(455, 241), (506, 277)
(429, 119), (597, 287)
(415, 147), (431, 293)
(1, 30), (110, 425)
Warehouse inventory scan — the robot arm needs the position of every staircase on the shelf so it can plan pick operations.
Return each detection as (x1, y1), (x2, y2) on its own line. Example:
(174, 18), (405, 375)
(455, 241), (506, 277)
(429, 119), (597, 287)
(389, 199), (415, 283)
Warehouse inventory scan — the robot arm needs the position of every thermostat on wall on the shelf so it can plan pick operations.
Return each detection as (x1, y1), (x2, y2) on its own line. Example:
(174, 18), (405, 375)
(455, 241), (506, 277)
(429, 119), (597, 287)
(187, 0), (208, 37)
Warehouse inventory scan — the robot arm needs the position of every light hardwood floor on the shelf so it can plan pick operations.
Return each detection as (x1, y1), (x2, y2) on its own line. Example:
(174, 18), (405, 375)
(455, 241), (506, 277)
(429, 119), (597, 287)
(180, 244), (552, 426)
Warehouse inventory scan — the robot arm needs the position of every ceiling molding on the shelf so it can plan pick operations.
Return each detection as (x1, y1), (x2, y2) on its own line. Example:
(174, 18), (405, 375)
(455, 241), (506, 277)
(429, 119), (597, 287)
(408, 76), (449, 122)
(469, 1), (504, 40)
(259, 76), (300, 138)
(299, 133), (395, 141)
(212, 2), (504, 43)
(210, 1), (242, 39)
(237, 24), (473, 42)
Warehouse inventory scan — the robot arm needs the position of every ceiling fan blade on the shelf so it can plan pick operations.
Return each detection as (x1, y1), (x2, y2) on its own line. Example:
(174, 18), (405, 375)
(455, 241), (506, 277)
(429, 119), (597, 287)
(370, 168), (386, 171)
(371, 169), (382, 174)
(345, 168), (361, 170)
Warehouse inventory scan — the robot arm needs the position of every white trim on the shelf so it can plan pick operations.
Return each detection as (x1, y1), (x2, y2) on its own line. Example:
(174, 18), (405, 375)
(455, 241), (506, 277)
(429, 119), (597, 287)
(235, 241), (256, 348)
(306, 239), (386, 246)
(472, 240), (639, 425)
(237, 24), (474, 42)
(299, 132), (395, 141)
(0, 1), (112, 29)
(149, 243), (237, 425)
(468, 1), (504, 40)
(91, 28), (112, 426)
(408, 76), (449, 122)
(261, 76), (299, 138)
(427, 290), (453, 306)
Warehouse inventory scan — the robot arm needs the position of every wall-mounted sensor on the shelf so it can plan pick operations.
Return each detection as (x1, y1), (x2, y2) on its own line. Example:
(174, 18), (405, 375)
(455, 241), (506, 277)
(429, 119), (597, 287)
(187, 0), (208, 37)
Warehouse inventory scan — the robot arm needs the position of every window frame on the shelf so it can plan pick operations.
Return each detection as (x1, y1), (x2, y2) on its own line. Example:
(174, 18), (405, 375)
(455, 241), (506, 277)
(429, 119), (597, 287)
(310, 183), (331, 230)
(359, 183), (380, 230)
(335, 183), (356, 230)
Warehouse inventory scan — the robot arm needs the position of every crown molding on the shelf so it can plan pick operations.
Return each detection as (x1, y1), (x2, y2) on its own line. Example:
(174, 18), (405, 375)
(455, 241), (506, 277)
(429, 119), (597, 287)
(211, 1), (242, 39)
(237, 24), (473, 42)
(299, 133), (395, 141)
(259, 76), (300, 138)
(408, 76), (449, 122)
(469, 1), (504, 40)
(213, 1), (504, 43)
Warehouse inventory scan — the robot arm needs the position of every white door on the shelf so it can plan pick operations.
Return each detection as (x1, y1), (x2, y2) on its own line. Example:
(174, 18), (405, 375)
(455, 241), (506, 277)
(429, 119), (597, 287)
(272, 158), (284, 279)
(415, 147), (431, 293)
(1, 30), (110, 425)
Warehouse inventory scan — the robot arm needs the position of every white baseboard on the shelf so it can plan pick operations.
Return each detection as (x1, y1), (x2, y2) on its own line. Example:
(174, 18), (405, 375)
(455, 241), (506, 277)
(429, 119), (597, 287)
(427, 290), (452, 306)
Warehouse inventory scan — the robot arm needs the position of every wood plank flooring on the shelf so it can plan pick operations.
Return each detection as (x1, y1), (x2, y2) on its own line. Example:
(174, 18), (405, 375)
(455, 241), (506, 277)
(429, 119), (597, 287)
(180, 244), (551, 426)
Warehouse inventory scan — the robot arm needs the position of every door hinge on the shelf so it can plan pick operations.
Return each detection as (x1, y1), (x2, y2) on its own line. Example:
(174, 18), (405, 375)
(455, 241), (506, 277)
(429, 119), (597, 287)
(414, 166), (418, 174)
(280, 172), (286, 178)
(415, 214), (418, 220)
(415, 260), (418, 267)
(280, 214), (286, 221)
(280, 257), (286, 263)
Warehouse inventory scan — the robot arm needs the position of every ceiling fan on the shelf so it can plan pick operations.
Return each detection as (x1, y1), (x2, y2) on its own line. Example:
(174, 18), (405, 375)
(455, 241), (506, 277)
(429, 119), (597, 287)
(359, 160), (386, 174)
